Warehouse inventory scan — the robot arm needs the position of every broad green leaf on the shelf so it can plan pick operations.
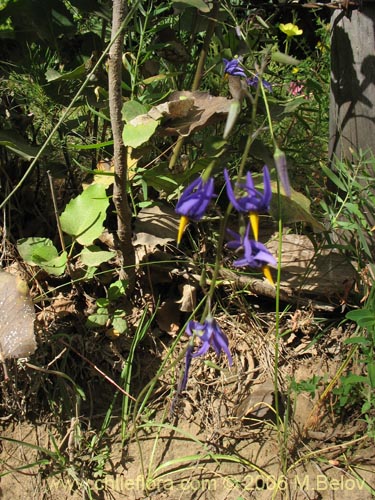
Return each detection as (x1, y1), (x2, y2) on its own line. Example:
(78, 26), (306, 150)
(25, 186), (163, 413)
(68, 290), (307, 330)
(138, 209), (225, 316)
(80, 245), (116, 267)
(17, 237), (67, 276)
(45, 64), (86, 82)
(86, 307), (109, 328)
(172, 0), (211, 12)
(17, 237), (54, 263)
(0, 130), (40, 160)
(60, 183), (109, 246)
(122, 119), (159, 148)
(269, 183), (325, 232)
(122, 100), (148, 122)
(112, 316), (127, 334)
(34, 251), (68, 276)
(346, 309), (375, 328)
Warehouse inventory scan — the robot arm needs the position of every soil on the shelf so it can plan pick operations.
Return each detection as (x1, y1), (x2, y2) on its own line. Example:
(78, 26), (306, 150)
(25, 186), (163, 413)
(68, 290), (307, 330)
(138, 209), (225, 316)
(1, 305), (375, 500)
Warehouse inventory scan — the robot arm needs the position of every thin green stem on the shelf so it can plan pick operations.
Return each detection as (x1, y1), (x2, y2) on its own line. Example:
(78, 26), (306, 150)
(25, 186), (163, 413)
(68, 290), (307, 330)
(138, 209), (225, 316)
(203, 204), (232, 318)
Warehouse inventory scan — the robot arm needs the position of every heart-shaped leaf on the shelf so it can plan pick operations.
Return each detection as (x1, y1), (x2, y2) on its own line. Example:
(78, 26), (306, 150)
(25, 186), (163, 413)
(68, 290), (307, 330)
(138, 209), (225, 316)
(17, 237), (67, 276)
(60, 183), (109, 246)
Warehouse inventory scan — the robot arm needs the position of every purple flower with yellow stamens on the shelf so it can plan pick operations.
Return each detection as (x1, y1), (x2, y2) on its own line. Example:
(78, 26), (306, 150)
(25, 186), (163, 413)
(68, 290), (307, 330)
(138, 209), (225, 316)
(224, 166), (272, 241)
(175, 176), (215, 244)
(226, 224), (276, 284)
(223, 58), (247, 78)
(180, 316), (233, 390)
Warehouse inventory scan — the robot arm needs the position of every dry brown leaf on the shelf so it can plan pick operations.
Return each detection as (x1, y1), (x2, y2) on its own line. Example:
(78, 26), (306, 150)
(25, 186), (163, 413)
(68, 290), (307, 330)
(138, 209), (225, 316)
(133, 204), (180, 248)
(162, 91), (232, 136)
(177, 283), (197, 312)
(147, 97), (195, 121)
(156, 299), (181, 334)
(39, 293), (77, 324)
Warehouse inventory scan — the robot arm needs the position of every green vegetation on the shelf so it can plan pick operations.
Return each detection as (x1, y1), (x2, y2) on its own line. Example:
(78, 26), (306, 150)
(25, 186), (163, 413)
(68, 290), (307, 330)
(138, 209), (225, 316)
(1, 1), (374, 498)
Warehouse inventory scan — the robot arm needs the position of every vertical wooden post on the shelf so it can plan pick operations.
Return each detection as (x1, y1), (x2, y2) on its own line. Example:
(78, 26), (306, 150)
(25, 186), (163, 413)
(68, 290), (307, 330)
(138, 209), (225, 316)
(329, 4), (375, 237)
(329, 5), (375, 162)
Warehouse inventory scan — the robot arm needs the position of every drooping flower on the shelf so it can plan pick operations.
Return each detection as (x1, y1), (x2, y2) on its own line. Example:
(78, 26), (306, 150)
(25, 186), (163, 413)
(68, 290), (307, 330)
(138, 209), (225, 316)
(246, 75), (273, 93)
(279, 23), (303, 37)
(175, 176), (215, 244)
(180, 316), (233, 390)
(224, 167), (272, 241)
(187, 317), (233, 363)
(223, 58), (247, 78)
(226, 224), (276, 284)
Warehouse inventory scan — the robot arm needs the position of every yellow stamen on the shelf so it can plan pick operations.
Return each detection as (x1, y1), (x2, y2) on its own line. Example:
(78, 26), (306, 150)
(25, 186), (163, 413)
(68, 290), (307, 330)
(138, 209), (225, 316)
(249, 212), (259, 241)
(177, 215), (189, 245)
(262, 265), (274, 285)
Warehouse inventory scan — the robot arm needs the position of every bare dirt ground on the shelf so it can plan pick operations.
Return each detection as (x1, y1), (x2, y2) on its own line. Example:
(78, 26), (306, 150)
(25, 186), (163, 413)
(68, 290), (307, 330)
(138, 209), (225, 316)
(1, 306), (375, 500)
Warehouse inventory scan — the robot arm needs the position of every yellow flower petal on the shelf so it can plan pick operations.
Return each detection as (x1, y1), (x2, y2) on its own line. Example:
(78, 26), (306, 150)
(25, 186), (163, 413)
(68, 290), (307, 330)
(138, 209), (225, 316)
(279, 23), (303, 37)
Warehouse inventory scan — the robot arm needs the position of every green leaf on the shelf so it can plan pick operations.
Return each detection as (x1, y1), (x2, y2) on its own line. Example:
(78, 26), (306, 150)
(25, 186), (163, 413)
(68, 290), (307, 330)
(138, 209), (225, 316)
(69, 140), (114, 150)
(108, 280), (128, 301)
(321, 163), (346, 191)
(112, 316), (127, 334)
(0, 130), (40, 160)
(271, 51), (300, 66)
(35, 251), (68, 276)
(122, 100), (148, 123)
(122, 119), (159, 148)
(172, 0), (211, 12)
(86, 307), (109, 328)
(346, 309), (375, 328)
(269, 183), (325, 232)
(60, 183), (109, 246)
(80, 245), (116, 267)
(17, 237), (67, 276)
(367, 363), (375, 389)
(45, 64), (86, 82)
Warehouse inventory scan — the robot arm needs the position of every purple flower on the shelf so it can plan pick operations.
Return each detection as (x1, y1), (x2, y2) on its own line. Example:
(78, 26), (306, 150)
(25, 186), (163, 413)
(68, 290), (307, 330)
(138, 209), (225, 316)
(246, 75), (273, 93)
(226, 224), (276, 284)
(224, 166), (272, 240)
(223, 58), (247, 78)
(175, 176), (215, 244)
(180, 317), (233, 391)
(186, 317), (233, 363)
(224, 167), (271, 213)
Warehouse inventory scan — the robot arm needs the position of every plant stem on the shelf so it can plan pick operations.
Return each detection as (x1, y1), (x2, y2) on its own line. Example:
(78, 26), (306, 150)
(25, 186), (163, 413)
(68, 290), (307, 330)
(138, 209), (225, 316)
(108, 0), (136, 288)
